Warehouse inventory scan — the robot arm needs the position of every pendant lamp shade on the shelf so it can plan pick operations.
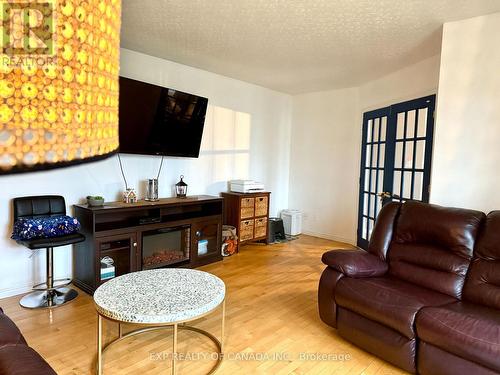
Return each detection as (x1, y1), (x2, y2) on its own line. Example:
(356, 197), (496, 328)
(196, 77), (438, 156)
(0, 0), (121, 174)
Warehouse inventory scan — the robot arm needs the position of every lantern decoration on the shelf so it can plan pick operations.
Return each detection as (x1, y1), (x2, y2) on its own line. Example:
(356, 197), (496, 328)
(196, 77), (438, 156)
(0, 0), (122, 174)
(175, 175), (188, 198)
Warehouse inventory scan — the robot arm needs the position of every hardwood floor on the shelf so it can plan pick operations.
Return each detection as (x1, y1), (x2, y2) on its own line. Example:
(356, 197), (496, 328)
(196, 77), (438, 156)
(0, 235), (406, 375)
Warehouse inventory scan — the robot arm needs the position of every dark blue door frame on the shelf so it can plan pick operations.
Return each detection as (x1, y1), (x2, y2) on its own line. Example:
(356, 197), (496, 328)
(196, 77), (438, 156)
(357, 95), (436, 249)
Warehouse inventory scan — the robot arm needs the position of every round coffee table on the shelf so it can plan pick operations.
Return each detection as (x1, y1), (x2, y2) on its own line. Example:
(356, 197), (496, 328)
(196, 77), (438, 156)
(93, 269), (226, 375)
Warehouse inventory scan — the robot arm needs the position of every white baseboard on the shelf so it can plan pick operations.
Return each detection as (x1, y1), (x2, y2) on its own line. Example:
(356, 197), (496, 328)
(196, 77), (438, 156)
(0, 283), (36, 299)
(0, 275), (72, 299)
(302, 230), (356, 246)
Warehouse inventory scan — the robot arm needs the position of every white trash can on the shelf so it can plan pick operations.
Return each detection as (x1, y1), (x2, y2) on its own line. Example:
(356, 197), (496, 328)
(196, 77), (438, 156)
(281, 209), (302, 236)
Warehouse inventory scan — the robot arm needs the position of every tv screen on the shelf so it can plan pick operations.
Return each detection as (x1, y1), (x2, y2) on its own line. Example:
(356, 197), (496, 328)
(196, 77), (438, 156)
(118, 77), (208, 158)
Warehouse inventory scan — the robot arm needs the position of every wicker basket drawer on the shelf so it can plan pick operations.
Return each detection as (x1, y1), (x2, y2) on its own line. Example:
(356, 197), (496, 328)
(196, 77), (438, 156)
(240, 206), (254, 219)
(240, 219), (254, 241)
(241, 197), (255, 208)
(255, 217), (268, 238)
(255, 196), (268, 217)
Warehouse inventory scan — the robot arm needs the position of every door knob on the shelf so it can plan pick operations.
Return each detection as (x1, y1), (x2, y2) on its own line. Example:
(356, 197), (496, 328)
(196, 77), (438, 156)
(378, 192), (392, 199)
(377, 192), (401, 202)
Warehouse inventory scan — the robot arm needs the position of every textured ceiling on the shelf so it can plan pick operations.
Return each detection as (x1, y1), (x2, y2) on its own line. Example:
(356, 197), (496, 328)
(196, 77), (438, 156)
(121, 1), (500, 94)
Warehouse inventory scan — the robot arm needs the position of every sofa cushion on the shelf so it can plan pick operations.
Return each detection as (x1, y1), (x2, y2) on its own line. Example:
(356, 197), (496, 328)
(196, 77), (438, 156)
(0, 345), (56, 375)
(389, 243), (471, 299)
(0, 312), (27, 347)
(389, 201), (485, 298)
(418, 342), (499, 375)
(393, 202), (484, 257)
(335, 276), (456, 338)
(416, 302), (500, 373)
(463, 211), (500, 310)
(463, 260), (500, 310)
(337, 307), (417, 373)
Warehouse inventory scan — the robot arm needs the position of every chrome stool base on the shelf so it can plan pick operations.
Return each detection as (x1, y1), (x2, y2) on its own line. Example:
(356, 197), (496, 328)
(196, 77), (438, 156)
(33, 278), (72, 291)
(20, 246), (79, 309)
(20, 287), (78, 309)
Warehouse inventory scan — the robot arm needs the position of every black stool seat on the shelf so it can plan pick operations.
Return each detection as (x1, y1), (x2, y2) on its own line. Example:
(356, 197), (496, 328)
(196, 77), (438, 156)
(17, 233), (85, 250)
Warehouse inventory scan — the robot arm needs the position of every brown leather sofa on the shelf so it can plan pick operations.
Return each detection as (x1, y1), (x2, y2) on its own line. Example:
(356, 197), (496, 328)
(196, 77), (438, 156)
(0, 307), (56, 375)
(318, 201), (500, 374)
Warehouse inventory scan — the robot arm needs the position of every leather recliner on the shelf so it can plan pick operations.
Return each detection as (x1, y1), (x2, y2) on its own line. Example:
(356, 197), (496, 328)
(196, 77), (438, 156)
(318, 201), (500, 374)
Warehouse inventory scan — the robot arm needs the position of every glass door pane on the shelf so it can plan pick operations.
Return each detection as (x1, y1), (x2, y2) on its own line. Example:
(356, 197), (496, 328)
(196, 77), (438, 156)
(389, 96), (435, 203)
(357, 108), (390, 249)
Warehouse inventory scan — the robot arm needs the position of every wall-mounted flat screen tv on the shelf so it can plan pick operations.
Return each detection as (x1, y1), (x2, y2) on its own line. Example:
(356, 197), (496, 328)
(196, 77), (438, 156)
(119, 76), (208, 158)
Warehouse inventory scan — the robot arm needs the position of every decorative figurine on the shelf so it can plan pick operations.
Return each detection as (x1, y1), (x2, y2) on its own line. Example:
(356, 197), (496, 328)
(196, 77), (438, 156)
(123, 188), (138, 203)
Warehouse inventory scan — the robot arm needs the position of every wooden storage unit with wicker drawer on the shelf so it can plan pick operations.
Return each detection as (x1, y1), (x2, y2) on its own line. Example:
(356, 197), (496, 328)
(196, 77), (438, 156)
(241, 197), (255, 219)
(255, 196), (268, 217)
(240, 219), (254, 241)
(221, 191), (271, 251)
(254, 217), (268, 238)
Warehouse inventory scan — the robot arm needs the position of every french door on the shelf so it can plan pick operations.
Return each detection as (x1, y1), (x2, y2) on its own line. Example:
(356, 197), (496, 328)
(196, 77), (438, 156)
(357, 95), (436, 249)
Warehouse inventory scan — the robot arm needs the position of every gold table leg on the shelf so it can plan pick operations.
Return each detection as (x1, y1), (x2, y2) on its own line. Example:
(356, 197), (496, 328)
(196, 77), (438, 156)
(221, 300), (225, 353)
(172, 323), (178, 375)
(97, 315), (102, 375)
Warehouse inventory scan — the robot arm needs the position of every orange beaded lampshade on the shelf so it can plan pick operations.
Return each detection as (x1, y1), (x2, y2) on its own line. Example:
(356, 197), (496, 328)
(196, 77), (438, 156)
(0, 0), (121, 174)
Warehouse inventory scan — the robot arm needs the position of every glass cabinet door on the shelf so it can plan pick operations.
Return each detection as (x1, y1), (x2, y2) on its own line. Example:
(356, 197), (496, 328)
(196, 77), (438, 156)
(192, 219), (221, 260)
(97, 233), (137, 284)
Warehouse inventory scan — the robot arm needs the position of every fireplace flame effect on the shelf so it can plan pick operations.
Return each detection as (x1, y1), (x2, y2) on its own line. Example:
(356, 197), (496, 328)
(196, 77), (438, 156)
(143, 250), (187, 267)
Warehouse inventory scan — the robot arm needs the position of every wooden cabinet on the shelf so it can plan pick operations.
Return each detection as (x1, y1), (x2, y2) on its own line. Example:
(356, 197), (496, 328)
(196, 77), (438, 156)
(73, 196), (223, 294)
(221, 192), (270, 250)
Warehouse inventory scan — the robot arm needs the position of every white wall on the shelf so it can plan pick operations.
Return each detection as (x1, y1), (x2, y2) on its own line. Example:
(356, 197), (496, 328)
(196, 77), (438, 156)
(119, 49), (292, 214)
(431, 13), (500, 212)
(289, 88), (360, 243)
(0, 49), (292, 298)
(288, 55), (441, 244)
(358, 55), (441, 112)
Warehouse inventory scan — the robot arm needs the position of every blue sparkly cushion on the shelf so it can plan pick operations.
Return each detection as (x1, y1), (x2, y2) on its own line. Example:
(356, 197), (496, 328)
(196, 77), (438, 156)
(12, 216), (81, 241)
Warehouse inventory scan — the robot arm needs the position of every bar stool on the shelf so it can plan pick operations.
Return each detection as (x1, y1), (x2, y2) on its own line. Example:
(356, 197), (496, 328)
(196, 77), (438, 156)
(13, 195), (85, 309)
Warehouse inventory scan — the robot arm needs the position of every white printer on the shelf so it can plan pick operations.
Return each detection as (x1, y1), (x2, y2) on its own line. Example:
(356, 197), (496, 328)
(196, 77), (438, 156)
(230, 180), (265, 193)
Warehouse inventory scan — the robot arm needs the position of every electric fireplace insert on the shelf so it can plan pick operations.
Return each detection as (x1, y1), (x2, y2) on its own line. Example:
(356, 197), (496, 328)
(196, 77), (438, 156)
(142, 225), (190, 269)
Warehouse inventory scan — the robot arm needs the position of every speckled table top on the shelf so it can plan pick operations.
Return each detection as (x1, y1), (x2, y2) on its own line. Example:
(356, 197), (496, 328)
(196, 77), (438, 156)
(93, 269), (226, 324)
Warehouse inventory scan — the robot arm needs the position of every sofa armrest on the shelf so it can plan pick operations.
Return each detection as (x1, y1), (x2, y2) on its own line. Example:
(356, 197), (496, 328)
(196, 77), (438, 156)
(0, 310), (27, 346)
(321, 249), (388, 277)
